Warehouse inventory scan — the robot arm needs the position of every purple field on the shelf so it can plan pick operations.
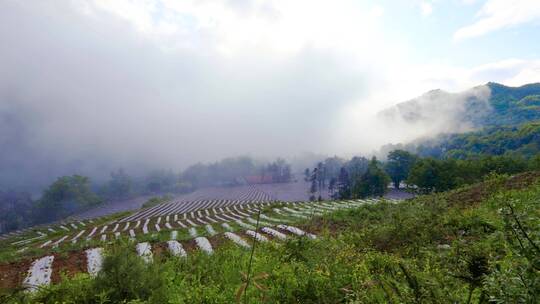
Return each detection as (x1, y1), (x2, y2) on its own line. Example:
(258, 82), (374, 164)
(74, 181), (316, 221)
(119, 181), (322, 222)
(74, 181), (412, 221)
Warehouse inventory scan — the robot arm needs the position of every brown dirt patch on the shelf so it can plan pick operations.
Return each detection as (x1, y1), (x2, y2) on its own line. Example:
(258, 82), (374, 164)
(51, 250), (87, 283)
(152, 243), (168, 261)
(504, 171), (540, 189)
(208, 234), (228, 249)
(297, 217), (342, 236)
(448, 171), (540, 207)
(0, 259), (32, 290)
(182, 239), (198, 254)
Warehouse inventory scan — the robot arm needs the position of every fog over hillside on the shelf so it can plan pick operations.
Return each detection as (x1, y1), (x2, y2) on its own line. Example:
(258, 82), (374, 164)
(377, 85), (492, 139)
(1, 1), (539, 192)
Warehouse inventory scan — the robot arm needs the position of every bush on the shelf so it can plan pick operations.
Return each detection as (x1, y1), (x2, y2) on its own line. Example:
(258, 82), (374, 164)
(141, 195), (172, 209)
(8, 175), (539, 304)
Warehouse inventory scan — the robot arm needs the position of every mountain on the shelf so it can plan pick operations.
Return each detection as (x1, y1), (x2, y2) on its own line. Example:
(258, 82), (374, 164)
(378, 82), (540, 159)
(484, 82), (540, 126)
(414, 121), (540, 159)
(378, 82), (540, 130)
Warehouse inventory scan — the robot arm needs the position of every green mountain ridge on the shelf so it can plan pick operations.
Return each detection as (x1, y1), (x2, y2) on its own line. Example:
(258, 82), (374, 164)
(379, 82), (540, 129)
(484, 82), (540, 126)
(379, 82), (540, 159)
(411, 121), (540, 159)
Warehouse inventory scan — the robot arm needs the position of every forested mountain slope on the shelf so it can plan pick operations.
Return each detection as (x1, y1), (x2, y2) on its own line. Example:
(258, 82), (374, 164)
(379, 82), (540, 129)
(379, 82), (540, 159)
(414, 121), (540, 159)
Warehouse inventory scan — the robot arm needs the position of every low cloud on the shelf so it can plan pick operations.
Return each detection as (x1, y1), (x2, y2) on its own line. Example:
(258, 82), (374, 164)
(0, 1), (538, 193)
(0, 1), (373, 191)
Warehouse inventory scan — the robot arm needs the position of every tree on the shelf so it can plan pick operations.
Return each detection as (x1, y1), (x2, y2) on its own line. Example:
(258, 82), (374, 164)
(35, 175), (102, 223)
(0, 191), (33, 233)
(102, 168), (133, 199)
(352, 157), (390, 198)
(304, 168), (310, 181)
(385, 150), (417, 189)
(268, 158), (292, 183)
(316, 162), (325, 197)
(336, 167), (351, 199)
(530, 154), (540, 170)
(323, 156), (345, 181)
(309, 168), (318, 201)
(328, 177), (337, 199)
(407, 158), (457, 193)
(346, 156), (369, 181)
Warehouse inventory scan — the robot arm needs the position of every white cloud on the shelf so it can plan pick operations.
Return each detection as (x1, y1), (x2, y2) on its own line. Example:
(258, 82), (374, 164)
(87, 0), (389, 56)
(335, 58), (540, 155)
(454, 0), (540, 41)
(1, 0), (538, 189)
(0, 0), (402, 188)
(469, 58), (540, 86)
(420, 2), (433, 17)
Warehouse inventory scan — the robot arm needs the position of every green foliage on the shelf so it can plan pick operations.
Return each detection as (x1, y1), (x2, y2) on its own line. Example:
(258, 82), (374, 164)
(483, 82), (540, 126)
(100, 169), (133, 200)
(182, 156), (292, 187)
(415, 121), (540, 159)
(0, 191), (33, 233)
(483, 191), (540, 303)
(34, 175), (102, 223)
(7, 174), (539, 303)
(143, 169), (180, 194)
(407, 155), (531, 193)
(385, 150), (417, 189)
(92, 244), (168, 303)
(336, 167), (351, 199)
(141, 195), (172, 209)
(407, 158), (458, 193)
(352, 157), (391, 198)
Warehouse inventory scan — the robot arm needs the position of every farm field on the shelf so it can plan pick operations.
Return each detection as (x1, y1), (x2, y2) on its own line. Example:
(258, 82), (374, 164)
(72, 181), (319, 221)
(0, 197), (377, 292)
(0, 173), (537, 303)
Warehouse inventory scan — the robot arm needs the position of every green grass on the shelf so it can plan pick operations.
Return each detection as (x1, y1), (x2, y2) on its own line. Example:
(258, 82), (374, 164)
(2, 175), (539, 303)
(0, 210), (133, 264)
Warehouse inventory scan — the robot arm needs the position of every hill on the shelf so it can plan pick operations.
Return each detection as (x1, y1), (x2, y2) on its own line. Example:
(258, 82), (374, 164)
(379, 82), (540, 159)
(413, 121), (540, 159)
(379, 82), (540, 130)
(1, 172), (538, 303)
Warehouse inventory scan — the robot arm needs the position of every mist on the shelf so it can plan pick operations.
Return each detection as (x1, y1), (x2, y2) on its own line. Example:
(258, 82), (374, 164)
(0, 1), (520, 193)
(0, 2), (370, 191)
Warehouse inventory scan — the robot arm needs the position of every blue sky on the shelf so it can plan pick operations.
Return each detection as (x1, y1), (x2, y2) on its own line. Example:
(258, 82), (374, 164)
(377, 0), (540, 66)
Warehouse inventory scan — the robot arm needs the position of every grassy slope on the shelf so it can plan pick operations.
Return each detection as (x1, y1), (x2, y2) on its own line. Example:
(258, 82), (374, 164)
(0, 211), (133, 265)
(3, 173), (539, 303)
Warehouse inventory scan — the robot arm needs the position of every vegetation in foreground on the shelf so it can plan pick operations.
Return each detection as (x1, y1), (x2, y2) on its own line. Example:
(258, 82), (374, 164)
(2, 173), (538, 303)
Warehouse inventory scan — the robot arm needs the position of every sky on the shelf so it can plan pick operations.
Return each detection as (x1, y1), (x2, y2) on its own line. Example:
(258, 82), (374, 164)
(1, 0), (539, 190)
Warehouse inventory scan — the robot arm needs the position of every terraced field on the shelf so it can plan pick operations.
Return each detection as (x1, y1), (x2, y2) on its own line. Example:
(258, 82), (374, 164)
(73, 181), (318, 220)
(0, 198), (388, 292)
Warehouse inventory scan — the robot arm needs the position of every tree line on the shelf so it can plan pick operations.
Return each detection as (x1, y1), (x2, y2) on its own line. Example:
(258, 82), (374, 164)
(0, 156), (293, 233)
(381, 121), (540, 160)
(305, 156), (389, 200)
(305, 150), (540, 200)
